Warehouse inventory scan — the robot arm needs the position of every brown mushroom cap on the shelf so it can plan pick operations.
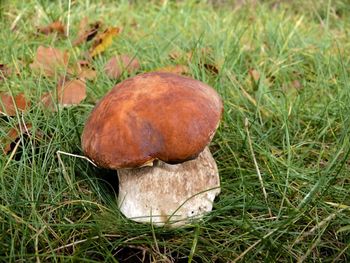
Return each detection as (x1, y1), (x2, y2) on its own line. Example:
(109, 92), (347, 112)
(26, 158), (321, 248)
(81, 72), (223, 169)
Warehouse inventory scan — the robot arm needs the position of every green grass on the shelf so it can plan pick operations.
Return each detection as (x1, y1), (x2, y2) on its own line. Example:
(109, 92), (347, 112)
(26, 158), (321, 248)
(1, 0), (350, 262)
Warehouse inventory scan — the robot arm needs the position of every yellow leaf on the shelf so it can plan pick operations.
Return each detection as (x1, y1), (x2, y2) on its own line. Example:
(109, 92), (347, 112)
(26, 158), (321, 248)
(89, 27), (120, 57)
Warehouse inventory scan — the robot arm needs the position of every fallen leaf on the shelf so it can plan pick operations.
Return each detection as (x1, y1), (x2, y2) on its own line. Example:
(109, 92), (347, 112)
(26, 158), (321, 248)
(89, 27), (121, 57)
(57, 77), (86, 106)
(104, 55), (140, 79)
(156, 65), (190, 75)
(41, 78), (87, 110)
(73, 18), (101, 46)
(30, 46), (70, 77)
(77, 60), (97, 80)
(2, 123), (44, 156)
(0, 64), (12, 81)
(203, 63), (219, 74)
(248, 68), (260, 82)
(38, 20), (65, 35)
(2, 123), (33, 155)
(0, 92), (30, 116)
(40, 92), (56, 111)
(291, 79), (302, 89)
(3, 127), (20, 154)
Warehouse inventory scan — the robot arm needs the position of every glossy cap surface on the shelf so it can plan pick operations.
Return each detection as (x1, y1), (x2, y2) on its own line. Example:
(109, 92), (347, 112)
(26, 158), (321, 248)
(82, 72), (223, 169)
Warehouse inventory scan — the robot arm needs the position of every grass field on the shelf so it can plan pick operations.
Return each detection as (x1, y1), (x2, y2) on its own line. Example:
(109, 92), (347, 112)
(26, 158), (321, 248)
(1, 0), (350, 262)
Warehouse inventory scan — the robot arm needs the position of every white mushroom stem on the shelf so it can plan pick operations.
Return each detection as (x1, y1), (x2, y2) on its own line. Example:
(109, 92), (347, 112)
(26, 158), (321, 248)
(117, 147), (220, 227)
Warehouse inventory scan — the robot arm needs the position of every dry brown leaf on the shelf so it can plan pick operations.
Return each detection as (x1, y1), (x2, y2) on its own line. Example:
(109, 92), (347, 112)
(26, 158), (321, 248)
(156, 65), (190, 75)
(1, 123), (43, 156)
(57, 77), (86, 106)
(2, 123), (33, 155)
(203, 63), (219, 74)
(89, 27), (121, 57)
(0, 92), (30, 116)
(0, 64), (12, 81)
(104, 55), (140, 79)
(38, 20), (65, 35)
(76, 60), (97, 80)
(248, 69), (260, 82)
(30, 46), (70, 77)
(40, 92), (56, 111)
(73, 18), (101, 46)
(3, 127), (20, 154)
(291, 79), (302, 89)
(41, 78), (87, 111)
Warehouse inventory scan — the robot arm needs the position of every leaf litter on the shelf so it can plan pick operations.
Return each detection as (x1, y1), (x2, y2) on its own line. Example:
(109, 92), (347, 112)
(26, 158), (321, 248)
(0, 64), (12, 81)
(71, 60), (97, 81)
(30, 46), (70, 77)
(41, 77), (86, 111)
(2, 123), (33, 155)
(248, 68), (260, 82)
(1, 17), (124, 160)
(89, 27), (121, 57)
(104, 55), (140, 79)
(37, 20), (66, 36)
(3, 18), (122, 147)
(0, 92), (30, 117)
(73, 17), (101, 46)
(57, 77), (86, 106)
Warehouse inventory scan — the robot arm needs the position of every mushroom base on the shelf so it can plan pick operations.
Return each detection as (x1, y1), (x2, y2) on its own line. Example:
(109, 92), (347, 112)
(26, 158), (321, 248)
(117, 147), (220, 227)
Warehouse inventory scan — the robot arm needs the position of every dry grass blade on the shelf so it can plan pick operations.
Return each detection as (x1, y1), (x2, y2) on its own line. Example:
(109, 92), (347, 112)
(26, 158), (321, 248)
(291, 208), (345, 247)
(227, 73), (271, 118)
(231, 230), (276, 263)
(56, 150), (97, 167)
(0, 204), (38, 232)
(245, 118), (272, 217)
(2, 122), (44, 159)
(1, 1), (350, 262)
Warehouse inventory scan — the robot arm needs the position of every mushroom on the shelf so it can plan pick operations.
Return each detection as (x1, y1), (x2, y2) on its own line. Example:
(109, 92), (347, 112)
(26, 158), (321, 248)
(82, 72), (223, 226)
